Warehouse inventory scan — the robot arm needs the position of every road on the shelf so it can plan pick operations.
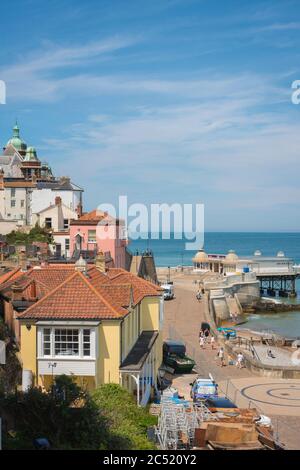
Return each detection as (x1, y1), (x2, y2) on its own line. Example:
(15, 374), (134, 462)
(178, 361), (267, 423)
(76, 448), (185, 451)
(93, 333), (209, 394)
(162, 274), (300, 450)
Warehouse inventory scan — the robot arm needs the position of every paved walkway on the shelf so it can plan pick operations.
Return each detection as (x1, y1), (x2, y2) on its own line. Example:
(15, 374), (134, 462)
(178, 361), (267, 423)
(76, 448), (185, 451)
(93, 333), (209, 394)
(246, 344), (295, 367)
(162, 274), (300, 450)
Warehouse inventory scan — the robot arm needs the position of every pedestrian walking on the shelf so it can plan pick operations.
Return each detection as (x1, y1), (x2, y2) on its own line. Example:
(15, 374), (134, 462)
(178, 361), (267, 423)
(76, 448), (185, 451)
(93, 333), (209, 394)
(217, 347), (225, 367)
(210, 335), (215, 350)
(236, 352), (244, 369)
(199, 335), (205, 349)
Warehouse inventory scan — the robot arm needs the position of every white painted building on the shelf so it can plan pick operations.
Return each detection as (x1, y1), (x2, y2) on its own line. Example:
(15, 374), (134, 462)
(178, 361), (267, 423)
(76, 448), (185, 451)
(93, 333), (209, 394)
(0, 123), (83, 236)
(32, 196), (78, 257)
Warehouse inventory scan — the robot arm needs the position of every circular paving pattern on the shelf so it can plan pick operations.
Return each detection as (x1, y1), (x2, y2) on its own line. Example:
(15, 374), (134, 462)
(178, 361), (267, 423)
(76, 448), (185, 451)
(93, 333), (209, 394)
(241, 383), (300, 408)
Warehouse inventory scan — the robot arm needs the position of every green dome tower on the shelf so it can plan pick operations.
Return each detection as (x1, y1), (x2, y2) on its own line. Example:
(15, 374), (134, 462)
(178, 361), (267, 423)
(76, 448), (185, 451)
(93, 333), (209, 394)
(6, 121), (27, 155)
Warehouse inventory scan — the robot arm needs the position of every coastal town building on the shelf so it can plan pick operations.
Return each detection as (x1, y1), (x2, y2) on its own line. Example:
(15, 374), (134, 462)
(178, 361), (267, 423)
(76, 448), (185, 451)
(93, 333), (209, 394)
(0, 255), (163, 405)
(69, 209), (128, 268)
(31, 196), (77, 258)
(0, 123), (83, 234)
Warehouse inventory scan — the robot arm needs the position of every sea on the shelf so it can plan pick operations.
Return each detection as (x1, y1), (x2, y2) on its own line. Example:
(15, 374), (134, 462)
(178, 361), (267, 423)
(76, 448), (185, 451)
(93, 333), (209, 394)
(130, 232), (300, 338)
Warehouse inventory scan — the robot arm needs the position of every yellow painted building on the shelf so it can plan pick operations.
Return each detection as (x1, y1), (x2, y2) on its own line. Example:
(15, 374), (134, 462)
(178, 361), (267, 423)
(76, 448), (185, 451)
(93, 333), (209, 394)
(17, 260), (163, 405)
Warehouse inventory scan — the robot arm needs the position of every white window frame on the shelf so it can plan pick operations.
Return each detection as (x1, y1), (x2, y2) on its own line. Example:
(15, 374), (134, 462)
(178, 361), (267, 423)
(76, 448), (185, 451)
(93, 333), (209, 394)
(54, 328), (80, 357)
(38, 326), (96, 360)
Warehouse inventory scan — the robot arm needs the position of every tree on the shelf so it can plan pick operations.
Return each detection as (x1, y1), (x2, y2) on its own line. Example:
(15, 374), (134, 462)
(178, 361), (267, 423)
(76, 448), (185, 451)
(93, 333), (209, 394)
(0, 378), (157, 450)
(0, 320), (22, 394)
(6, 223), (54, 247)
(92, 383), (157, 450)
(0, 375), (109, 449)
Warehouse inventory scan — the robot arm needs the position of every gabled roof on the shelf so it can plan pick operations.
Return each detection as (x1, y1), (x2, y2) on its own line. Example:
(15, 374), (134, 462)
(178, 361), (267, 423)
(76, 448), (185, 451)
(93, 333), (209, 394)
(77, 209), (106, 221)
(0, 267), (23, 286)
(35, 200), (76, 216)
(70, 209), (120, 226)
(17, 271), (127, 320)
(1, 264), (161, 321)
(107, 268), (162, 304)
(0, 265), (76, 300)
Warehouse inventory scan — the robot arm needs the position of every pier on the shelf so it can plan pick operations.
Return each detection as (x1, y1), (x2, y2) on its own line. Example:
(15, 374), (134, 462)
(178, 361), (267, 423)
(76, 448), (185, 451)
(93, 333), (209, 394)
(256, 271), (299, 297)
(192, 249), (300, 298)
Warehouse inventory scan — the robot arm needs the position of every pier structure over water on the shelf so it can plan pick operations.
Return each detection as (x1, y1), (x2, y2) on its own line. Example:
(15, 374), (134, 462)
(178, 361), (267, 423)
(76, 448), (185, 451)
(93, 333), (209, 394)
(256, 271), (300, 297)
(192, 249), (300, 298)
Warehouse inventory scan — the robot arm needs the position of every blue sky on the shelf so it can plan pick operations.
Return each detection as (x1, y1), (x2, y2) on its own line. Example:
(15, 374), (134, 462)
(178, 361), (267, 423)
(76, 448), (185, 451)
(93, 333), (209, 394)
(0, 0), (300, 231)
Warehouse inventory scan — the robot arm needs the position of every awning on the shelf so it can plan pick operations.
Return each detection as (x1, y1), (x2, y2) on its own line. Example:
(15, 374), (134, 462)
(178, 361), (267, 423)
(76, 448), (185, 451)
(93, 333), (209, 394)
(120, 330), (159, 373)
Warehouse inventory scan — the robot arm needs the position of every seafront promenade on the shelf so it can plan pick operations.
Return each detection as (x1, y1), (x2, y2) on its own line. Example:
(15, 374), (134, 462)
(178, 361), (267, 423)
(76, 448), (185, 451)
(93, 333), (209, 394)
(161, 271), (300, 449)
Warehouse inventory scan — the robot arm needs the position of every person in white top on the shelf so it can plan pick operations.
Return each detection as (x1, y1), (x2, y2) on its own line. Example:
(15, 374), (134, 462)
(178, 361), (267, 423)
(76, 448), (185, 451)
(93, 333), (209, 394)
(217, 347), (225, 367)
(210, 335), (215, 350)
(199, 336), (205, 348)
(236, 352), (244, 368)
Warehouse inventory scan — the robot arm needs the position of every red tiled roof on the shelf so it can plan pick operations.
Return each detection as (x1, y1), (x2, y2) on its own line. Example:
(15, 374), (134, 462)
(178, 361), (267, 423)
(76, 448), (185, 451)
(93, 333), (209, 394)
(77, 209), (106, 221)
(0, 267), (23, 286)
(4, 264), (161, 321)
(70, 209), (120, 226)
(18, 271), (127, 320)
(0, 265), (76, 300)
(95, 284), (132, 309)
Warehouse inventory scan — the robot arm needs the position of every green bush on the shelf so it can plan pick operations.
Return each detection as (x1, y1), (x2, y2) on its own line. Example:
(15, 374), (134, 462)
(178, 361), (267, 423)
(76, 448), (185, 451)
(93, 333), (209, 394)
(92, 383), (157, 450)
(0, 377), (157, 450)
(0, 319), (22, 394)
(0, 375), (109, 449)
(6, 223), (54, 246)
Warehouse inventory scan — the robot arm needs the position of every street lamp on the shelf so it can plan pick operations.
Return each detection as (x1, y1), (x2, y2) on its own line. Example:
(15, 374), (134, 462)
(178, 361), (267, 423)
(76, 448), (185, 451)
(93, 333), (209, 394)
(48, 362), (57, 391)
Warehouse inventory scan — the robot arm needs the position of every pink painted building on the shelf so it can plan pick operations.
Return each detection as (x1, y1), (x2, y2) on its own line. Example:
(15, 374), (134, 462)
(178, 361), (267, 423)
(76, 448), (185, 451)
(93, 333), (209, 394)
(69, 209), (128, 268)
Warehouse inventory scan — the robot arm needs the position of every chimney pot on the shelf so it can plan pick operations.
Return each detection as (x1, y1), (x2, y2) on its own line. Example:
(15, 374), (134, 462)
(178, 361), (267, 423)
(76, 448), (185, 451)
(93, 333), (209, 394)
(96, 250), (106, 273)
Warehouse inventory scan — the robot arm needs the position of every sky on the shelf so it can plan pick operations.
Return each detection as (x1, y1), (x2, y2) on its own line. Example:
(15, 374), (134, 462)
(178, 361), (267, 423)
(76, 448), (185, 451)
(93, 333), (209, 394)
(0, 0), (300, 232)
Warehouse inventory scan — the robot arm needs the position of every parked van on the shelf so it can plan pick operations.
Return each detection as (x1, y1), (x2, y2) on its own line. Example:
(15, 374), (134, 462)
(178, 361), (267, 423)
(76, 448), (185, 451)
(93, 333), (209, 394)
(161, 283), (174, 300)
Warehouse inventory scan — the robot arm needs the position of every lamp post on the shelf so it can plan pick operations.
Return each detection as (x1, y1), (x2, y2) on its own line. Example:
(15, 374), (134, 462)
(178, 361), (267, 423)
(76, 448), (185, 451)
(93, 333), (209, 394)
(48, 362), (57, 392)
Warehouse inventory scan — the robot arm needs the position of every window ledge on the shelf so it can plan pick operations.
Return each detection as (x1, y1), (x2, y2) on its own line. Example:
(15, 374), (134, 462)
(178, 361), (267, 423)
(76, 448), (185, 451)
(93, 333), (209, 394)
(37, 356), (96, 361)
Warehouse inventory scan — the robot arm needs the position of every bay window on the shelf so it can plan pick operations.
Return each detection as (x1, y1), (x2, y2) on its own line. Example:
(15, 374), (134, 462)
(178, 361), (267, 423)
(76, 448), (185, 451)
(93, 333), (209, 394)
(55, 328), (79, 356)
(39, 327), (94, 359)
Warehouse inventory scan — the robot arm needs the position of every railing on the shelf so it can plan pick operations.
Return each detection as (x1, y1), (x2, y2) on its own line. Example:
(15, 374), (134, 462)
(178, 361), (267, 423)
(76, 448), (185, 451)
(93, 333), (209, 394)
(235, 336), (261, 362)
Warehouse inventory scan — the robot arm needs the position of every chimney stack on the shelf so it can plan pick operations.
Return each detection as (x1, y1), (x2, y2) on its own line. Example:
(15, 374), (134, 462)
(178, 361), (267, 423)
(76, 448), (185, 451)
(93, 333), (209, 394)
(96, 250), (106, 273)
(29, 281), (37, 300)
(0, 168), (4, 190)
(19, 250), (28, 272)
